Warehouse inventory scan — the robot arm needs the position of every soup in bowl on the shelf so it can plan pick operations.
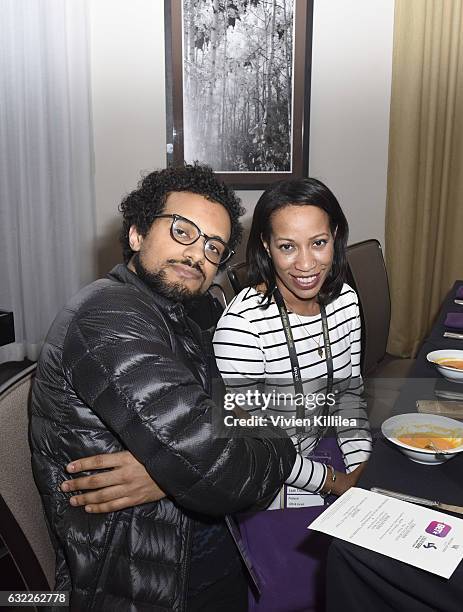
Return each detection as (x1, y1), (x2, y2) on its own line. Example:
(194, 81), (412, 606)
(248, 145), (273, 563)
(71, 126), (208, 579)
(382, 413), (463, 464)
(427, 349), (463, 383)
(396, 433), (463, 451)
(436, 359), (463, 370)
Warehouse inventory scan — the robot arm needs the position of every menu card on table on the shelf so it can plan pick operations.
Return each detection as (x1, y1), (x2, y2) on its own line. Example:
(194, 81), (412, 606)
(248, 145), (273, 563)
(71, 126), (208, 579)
(308, 487), (463, 578)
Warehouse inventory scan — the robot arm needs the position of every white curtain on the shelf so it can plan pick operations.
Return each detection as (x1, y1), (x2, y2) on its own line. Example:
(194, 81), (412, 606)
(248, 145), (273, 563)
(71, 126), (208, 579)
(0, 0), (96, 362)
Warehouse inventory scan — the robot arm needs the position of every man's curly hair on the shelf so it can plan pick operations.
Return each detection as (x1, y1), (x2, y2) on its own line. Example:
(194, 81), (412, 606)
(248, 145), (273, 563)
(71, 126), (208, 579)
(119, 163), (245, 265)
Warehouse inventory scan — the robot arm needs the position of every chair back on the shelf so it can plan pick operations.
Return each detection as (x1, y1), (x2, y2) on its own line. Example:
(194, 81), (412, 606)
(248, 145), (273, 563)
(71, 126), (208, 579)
(186, 283), (227, 331)
(208, 283), (227, 311)
(346, 239), (391, 376)
(227, 262), (249, 295)
(0, 364), (55, 590)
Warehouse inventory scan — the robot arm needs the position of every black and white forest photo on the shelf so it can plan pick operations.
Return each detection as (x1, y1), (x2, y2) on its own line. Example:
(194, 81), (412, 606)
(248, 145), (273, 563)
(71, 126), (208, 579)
(182, 0), (295, 173)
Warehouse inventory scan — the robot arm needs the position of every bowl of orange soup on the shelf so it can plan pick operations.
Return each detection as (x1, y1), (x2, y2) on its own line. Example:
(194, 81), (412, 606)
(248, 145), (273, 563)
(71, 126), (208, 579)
(381, 413), (463, 464)
(427, 349), (463, 383)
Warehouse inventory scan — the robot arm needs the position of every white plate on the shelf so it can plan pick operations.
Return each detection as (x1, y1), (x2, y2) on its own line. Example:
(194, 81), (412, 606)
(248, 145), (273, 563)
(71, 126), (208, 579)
(382, 413), (463, 465)
(427, 349), (463, 383)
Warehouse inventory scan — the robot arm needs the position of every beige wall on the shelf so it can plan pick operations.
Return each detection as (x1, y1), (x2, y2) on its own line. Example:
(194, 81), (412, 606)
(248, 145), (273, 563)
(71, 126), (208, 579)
(310, 0), (394, 248)
(89, 0), (167, 274)
(89, 0), (394, 275)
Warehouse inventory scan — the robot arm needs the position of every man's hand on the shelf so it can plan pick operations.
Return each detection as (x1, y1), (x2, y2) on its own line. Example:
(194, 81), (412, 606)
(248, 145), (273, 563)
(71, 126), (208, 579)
(60, 451), (165, 513)
(322, 462), (367, 497)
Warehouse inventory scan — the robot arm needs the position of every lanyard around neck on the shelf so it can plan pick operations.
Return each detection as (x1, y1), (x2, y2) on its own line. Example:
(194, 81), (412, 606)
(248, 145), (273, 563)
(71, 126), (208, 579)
(273, 287), (334, 434)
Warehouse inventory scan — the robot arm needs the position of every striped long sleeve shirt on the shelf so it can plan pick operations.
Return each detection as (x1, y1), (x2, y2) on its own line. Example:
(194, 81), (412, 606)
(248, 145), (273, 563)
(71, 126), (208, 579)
(213, 283), (372, 507)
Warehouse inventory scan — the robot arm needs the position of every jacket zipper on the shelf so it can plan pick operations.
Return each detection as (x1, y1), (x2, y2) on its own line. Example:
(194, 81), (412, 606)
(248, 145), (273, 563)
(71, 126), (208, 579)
(179, 516), (193, 612)
(88, 514), (118, 611)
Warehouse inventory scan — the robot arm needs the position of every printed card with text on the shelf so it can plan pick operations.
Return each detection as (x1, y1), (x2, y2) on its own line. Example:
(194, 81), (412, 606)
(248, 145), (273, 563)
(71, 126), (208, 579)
(308, 487), (463, 578)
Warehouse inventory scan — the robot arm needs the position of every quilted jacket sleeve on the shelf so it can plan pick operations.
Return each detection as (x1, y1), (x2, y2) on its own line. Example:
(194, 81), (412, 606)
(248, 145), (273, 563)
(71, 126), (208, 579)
(62, 298), (296, 516)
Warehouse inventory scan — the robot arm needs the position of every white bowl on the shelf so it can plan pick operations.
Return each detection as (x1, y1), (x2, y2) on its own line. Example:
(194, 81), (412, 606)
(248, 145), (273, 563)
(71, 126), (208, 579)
(427, 349), (463, 383)
(381, 413), (463, 465)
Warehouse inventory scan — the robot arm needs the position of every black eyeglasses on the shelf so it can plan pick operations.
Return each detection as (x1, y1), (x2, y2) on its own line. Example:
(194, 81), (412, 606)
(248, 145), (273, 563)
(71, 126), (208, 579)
(153, 214), (233, 265)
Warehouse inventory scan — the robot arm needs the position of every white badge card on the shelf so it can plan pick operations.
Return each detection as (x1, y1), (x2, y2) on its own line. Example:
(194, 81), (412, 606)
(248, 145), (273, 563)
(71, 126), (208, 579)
(284, 448), (331, 508)
(285, 485), (324, 508)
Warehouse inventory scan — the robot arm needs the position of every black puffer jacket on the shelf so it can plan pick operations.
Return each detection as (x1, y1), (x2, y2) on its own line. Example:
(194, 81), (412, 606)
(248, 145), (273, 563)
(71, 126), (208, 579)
(30, 265), (295, 611)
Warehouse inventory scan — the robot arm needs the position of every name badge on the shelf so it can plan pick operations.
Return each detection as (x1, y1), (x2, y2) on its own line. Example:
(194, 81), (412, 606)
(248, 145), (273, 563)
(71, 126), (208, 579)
(281, 449), (332, 509)
(284, 485), (325, 508)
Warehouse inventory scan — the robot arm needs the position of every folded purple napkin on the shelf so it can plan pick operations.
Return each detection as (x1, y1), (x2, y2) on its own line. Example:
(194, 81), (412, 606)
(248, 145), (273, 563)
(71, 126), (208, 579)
(457, 286), (463, 299)
(445, 312), (463, 330)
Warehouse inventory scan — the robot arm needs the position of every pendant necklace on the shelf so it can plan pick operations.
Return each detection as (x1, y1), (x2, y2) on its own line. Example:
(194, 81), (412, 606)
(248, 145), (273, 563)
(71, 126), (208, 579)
(294, 313), (324, 358)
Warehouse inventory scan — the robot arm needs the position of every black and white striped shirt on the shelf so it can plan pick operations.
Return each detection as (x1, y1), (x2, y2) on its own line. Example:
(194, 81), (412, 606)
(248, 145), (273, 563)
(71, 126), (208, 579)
(213, 283), (372, 504)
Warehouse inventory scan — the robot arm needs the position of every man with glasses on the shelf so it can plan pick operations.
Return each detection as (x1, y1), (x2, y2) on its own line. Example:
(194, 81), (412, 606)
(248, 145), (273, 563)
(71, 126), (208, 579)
(30, 163), (295, 612)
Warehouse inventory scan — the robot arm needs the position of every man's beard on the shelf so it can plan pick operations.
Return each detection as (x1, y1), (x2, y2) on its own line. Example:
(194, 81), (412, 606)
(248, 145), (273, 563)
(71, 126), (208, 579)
(132, 253), (204, 303)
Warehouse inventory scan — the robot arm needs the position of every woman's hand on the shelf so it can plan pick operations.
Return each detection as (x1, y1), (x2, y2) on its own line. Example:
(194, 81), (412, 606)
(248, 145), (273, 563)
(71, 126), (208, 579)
(321, 462), (367, 497)
(60, 451), (166, 513)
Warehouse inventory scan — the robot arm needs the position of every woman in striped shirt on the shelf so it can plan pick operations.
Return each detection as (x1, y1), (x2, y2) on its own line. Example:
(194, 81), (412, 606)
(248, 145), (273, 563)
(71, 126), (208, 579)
(213, 178), (372, 508)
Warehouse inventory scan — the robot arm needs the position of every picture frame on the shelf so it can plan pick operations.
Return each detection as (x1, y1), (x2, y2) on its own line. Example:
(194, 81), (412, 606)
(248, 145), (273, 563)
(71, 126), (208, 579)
(164, 0), (313, 189)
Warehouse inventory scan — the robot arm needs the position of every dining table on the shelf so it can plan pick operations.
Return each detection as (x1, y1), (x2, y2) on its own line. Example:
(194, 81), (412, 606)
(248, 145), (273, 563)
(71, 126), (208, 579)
(326, 281), (463, 612)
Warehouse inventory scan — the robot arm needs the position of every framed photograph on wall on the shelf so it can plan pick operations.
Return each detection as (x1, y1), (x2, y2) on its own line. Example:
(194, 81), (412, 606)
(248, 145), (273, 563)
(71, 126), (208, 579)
(165, 0), (313, 189)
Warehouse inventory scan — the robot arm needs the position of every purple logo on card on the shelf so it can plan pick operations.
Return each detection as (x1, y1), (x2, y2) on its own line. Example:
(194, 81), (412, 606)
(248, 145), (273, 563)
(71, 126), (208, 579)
(426, 521), (451, 537)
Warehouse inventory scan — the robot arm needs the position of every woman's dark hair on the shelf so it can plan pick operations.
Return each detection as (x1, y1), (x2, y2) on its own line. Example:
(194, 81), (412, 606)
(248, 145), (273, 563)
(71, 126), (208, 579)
(246, 177), (349, 306)
(119, 162), (245, 266)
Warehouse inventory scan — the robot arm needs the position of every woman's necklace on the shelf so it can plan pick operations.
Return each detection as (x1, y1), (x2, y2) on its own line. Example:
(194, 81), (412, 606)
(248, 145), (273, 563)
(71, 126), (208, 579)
(294, 313), (324, 358)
